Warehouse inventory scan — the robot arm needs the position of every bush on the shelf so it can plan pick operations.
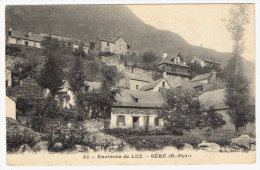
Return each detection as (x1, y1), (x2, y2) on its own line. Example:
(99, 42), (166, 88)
(60, 108), (76, 121)
(7, 127), (39, 152)
(6, 45), (26, 57)
(98, 51), (115, 57)
(47, 123), (90, 152)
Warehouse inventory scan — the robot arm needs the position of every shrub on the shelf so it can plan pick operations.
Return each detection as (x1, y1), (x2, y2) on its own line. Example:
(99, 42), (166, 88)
(60, 108), (76, 121)
(98, 51), (115, 57)
(207, 136), (231, 146)
(6, 45), (26, 57)
(7, 127), (39, 152)
(47, 123), (90, 152)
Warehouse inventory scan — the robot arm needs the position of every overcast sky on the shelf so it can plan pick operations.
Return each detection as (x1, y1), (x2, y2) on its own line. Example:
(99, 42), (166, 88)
(126, 4), (255, 61)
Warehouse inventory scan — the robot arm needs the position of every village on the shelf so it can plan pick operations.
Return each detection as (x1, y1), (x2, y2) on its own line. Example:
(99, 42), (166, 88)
(5, 27), (255, 153)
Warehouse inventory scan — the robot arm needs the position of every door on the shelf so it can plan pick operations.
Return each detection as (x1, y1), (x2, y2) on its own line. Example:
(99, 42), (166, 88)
(133, 117), (139, 130)
(143, 116), (149, 131)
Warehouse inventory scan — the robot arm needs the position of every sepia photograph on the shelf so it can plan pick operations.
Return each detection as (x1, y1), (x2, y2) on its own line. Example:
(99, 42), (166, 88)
(2, 1), (258, 167)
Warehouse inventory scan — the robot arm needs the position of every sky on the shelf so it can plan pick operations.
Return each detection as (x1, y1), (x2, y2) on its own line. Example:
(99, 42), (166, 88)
(126, 4), (255, 61)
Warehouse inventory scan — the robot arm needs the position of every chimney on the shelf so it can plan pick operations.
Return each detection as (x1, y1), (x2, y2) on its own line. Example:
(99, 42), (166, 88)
(161, 52), (168, 59)
(8, 28), (12, 37)
(163, 72), (167, 79)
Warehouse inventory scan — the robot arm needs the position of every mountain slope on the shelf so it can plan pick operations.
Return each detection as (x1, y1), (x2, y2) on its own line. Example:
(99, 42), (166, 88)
(5, 5), (254, 80)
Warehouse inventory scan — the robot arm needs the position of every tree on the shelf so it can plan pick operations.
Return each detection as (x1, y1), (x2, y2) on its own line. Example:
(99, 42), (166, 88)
(224, 4), (254, 132)
(161, 90), (204, 135)
(206, 106), (226, 135)
(69, 45), (86, 94)
(37, 36), (64, 97)
(142, 51), (157, 63)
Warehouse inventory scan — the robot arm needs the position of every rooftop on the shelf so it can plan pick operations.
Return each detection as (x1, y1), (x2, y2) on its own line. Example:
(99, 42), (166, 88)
(125, 72), (153, 83)
(155, 52), (190, 68)
(113, 89), (165, 108)
(190, 72), (212, 81)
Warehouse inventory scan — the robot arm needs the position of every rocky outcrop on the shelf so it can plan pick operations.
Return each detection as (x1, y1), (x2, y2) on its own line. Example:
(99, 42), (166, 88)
(52, 142), (63, 152)
(198, 141), (220, 152)
(182, 143), (193, 150)
(17, 144), (34, 153)
(230, 134), (255, 150)
(33, 141), (49, 152)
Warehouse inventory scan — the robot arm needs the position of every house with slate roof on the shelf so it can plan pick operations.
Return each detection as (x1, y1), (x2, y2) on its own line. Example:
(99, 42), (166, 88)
(191, 56), (221, 68)
(117, 72), (154, 91)
(140, 78), (172, 92)
(190, 70), (222, 84)
(110, 89), (165, 130)
(7, 28), (89, 53)
(95, 35), (130, 55)
(198, 88), (255, 131)
(155, 52), (191, 84)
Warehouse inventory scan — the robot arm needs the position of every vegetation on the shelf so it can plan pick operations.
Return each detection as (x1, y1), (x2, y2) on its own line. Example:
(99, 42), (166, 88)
(224, 5), (255, 132)
(206, 106), (226, 135)
(161, 91), (204, 135)
(142, 51), (158, 63)
(37, 36), (65, 96)
(187, 62), (224, 79)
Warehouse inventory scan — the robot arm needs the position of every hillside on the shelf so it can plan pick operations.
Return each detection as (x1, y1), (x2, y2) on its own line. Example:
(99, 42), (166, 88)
(5, 5), (254, 81)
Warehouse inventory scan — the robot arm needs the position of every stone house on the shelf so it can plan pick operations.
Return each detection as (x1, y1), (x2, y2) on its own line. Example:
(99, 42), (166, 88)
(140, 78), (172, 92)
(198, 88), (255, 132)
(95, 35), (130, 55)
(7, 28), (89, 53)
(155, 52), (191, 84)
(7, 28), (44, 48)
(6, 77), (45, 100)
(110, 89), (164, 131)
(6, 96), (16, 120)
(190, 70), (222, 84)
(191, 56), (221, 68)
(117, 72), (153, 90)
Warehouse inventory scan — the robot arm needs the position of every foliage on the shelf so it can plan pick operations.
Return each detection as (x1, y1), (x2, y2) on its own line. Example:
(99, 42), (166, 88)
(16, 97), (33, 116)
(151, 70), (163, 80)
(6, 45), (26, 57)
(142, 51), (158, 63)
(47, 123), (90, 151)
(161, 91), (204, 134)
(68, 45), (87, 109)
(98, 51), (115, 57)
(187, 62), (224, 79)
(206, 106), (226, 135)
(37, 36), (64, 96)
(224, 5), (254, 132)
(12, 59), (38, 86)
(6, 127), (39, 152)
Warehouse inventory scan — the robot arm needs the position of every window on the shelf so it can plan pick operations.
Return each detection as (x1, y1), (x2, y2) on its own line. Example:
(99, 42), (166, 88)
(107, 42), (109, 46)
(136, 85), (139, 90)
(117, 115), (125, 126)
(25, 41), (28, 46)
(162, 81), (165, 88)
(154, 117), (159, 126)
(134, 97), (138, 102)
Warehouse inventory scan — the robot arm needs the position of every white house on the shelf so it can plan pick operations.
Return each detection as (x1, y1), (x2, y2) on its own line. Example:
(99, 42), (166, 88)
(6, 96), (16, 120)
(110, 89), (164, 131)
(140, 78), (172, 92)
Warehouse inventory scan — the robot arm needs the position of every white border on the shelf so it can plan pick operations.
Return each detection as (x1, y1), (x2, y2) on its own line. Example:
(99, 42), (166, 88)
(0, 0), (259, 170)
